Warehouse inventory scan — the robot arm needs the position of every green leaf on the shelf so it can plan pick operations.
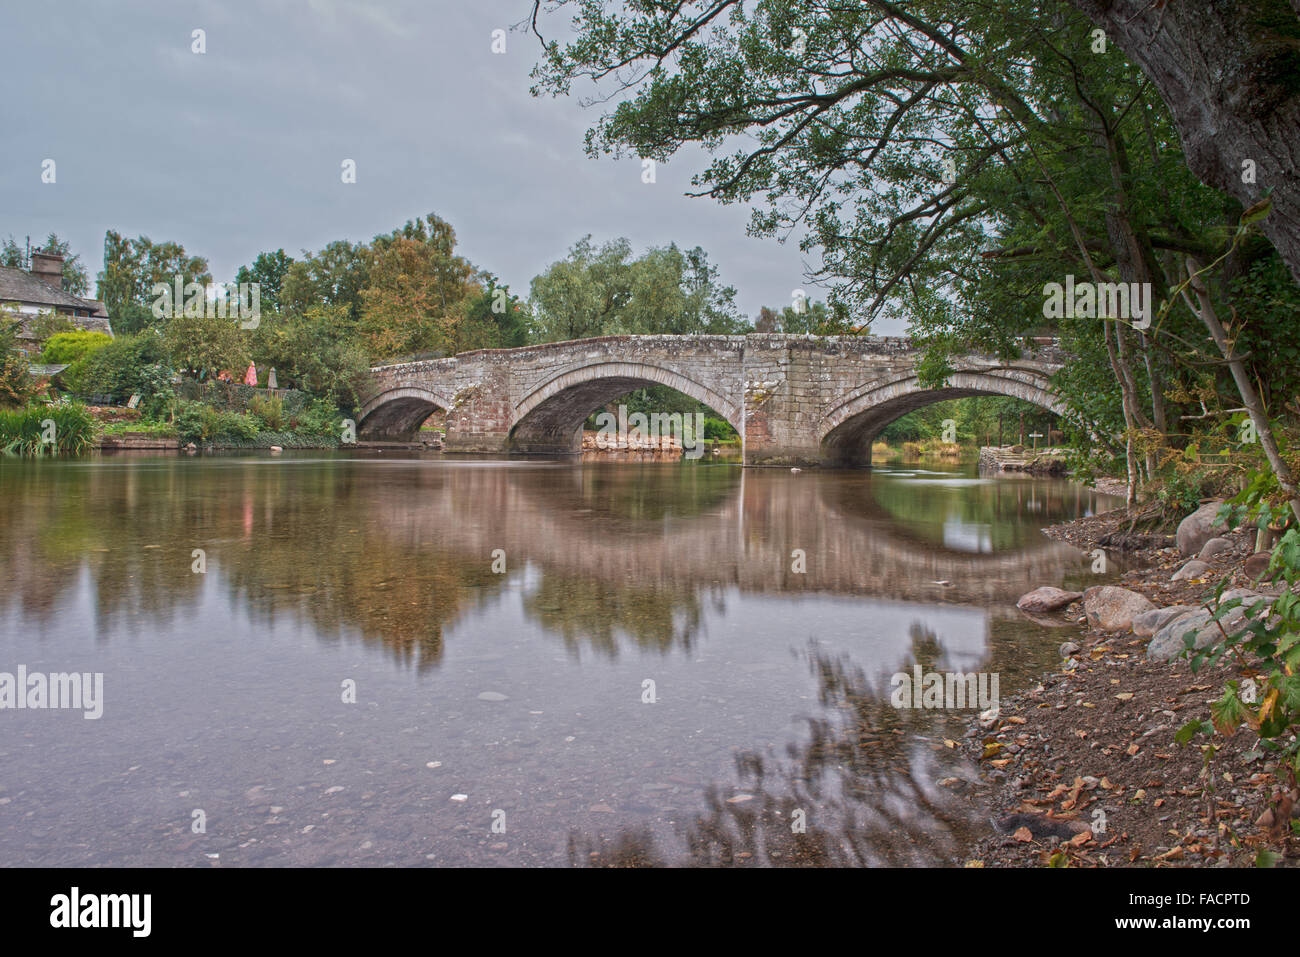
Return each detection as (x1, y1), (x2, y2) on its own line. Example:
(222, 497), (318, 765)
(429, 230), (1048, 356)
(1175, 719), (1205, 745)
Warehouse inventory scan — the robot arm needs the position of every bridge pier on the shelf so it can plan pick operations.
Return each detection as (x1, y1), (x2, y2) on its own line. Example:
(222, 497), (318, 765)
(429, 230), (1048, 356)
(441, 369), (514, 453)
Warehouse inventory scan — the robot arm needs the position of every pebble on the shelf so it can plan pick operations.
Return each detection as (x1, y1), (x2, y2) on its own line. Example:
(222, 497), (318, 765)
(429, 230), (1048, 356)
(426, 762), (442, 769)
(450, 794), (468, 802)
(477, 692), (509, 701)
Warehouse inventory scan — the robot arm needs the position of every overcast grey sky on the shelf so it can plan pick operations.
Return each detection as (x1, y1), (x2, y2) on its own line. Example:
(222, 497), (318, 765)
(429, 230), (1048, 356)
(3, 0), (890, 329)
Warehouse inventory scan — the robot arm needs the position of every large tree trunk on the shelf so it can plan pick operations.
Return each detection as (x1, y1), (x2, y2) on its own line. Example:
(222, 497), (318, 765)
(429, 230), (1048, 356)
(1066, 0), (1300, 283)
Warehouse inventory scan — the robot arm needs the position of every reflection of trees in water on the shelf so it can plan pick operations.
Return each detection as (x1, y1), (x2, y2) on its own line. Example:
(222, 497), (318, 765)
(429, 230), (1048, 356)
(567, 635), (988, 867)
(575, 462), (738, 522)
(565, 826), (668, 868)
(522, 571), (715, 658)
(0, 465), (205, 628)
(0, 460), (735, 666)
(0, 458), (1083, 674)
(827, 470), (1100, 553)
(0, 461), (504, 670)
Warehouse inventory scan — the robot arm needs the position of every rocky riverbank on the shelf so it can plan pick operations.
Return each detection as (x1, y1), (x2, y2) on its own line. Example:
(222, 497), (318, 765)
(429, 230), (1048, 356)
(977, 444), (1069, 476)
(963, 502), (1298, 867)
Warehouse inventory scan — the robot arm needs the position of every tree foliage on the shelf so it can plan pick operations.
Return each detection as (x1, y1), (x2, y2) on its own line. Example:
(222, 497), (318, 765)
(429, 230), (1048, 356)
(529, 235), (747, 341)
(96, 231), (212, 334)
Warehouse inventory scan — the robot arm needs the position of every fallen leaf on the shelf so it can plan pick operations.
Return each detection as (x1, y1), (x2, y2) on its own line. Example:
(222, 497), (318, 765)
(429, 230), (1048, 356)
(1013, 826), (1034, 843)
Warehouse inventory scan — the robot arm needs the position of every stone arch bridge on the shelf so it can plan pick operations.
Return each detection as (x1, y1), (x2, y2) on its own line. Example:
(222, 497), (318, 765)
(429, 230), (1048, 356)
(359, 335), (1066, 467)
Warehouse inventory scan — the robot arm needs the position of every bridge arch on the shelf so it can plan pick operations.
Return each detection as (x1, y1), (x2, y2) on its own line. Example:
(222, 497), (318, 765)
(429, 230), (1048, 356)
(509, 361), (743, 455)
(820, 369), (1066, 467)
(357, 386), (456, 441)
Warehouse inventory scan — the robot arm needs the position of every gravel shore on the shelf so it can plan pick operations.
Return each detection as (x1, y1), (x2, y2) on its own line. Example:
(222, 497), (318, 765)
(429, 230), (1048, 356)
(963, 504), (1297, 867)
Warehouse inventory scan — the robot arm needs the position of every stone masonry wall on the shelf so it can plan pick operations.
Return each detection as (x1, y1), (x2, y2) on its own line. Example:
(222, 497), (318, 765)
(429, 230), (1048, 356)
(360, 335), (1065, 466)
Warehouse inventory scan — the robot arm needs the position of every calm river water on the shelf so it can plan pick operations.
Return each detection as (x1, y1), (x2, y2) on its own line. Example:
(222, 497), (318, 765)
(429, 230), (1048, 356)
(0, 453), (1120, 866)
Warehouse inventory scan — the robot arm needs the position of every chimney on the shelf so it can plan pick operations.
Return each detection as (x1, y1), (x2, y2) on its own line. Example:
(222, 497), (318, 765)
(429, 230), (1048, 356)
(30, 251), (66, 290)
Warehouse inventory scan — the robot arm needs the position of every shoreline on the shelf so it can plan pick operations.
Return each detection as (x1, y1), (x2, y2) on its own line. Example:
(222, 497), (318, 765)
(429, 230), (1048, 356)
(962, 499), (1297, 867)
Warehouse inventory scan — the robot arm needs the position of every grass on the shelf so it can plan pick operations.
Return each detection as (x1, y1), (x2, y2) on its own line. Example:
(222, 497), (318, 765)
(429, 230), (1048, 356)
(0, 402), (95, 455)
(98, 420), (179, 438)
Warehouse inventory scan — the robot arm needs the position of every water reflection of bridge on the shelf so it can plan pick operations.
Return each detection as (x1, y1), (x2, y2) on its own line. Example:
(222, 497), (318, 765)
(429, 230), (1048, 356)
(0, 459), (1107, 671)
(364, 464), (1091, 606)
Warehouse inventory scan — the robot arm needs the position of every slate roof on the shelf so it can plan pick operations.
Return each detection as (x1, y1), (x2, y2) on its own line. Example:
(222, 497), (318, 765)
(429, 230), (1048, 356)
(0, 266), (108, 316)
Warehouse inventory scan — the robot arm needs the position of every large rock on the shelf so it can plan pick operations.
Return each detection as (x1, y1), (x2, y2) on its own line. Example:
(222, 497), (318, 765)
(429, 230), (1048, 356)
(1198, 537), (1233, 560)
(1132, 605), (1199, 638)
(1171, 560), (1211, 581)
(1176, 501), (1227, 557)
(1083, 586), (1156, 632)
(1147, 592), (1274, 661)
(1147, 610), (1215, 660)
(1016, 586), (1083, 613)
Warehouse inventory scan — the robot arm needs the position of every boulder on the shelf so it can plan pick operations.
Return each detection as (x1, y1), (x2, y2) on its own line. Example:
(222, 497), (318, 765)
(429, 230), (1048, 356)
(1016, 586), (1084, 613)
(1222, 588), (1271, 608)
(1171, 560), (1211, 581)
(1132, 605), (1199, 638)
(1147, 609), (1215, 661)
(1083, 585), (1156, 632)
(1176, 501), (1226, 557)
(1198, 536), (1233, 560)
(1147, 593), (1274, 661)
